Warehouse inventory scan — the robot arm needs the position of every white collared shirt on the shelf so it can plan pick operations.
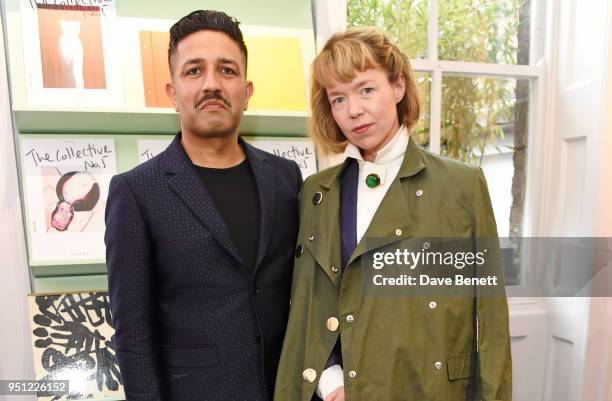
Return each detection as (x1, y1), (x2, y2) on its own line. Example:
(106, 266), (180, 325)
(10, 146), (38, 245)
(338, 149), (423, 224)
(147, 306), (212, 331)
(344, 125), (409, 243)
(316, 125), (409, 400)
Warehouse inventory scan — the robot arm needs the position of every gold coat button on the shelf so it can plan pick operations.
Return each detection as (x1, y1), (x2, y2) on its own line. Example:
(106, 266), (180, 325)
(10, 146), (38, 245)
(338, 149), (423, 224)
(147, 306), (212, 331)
(326, 317), (339, 332)
(331, 266), (339, 273)
(416, 189), (424, 197)
(348, 370), (357, 378)
(303, 368), (317, 383)
(429, 301), (437, 309)
(346, 314), (354, 323)
(434, 361), (442, 370)
(308, 234), (315, 241)
(395, 229), (402, 236)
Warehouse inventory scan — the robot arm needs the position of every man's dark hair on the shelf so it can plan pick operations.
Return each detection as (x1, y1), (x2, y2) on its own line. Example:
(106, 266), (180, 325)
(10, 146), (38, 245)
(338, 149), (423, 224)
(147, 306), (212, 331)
(168, 10), (248, 75)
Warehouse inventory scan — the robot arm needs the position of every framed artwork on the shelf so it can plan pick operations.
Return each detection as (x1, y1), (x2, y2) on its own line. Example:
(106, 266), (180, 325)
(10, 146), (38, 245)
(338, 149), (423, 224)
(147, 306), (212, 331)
(27, 292), (124, 400)
(20, 0), (123, 107)
(21, 137), (116, 265)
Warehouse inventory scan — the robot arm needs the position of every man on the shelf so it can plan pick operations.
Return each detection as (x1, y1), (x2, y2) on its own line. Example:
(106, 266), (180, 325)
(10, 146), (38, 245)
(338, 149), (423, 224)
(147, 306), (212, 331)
(105, 10), (302, 401)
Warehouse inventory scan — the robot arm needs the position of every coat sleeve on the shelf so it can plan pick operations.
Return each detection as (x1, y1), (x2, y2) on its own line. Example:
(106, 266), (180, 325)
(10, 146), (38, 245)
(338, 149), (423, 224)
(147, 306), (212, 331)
(470, 168), (512, 401)
(105, 175), (163, 401)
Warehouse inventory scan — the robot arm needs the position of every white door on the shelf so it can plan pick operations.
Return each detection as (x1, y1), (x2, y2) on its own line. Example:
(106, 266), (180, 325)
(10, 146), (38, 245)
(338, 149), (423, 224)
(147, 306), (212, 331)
(542, 0), (610, 400)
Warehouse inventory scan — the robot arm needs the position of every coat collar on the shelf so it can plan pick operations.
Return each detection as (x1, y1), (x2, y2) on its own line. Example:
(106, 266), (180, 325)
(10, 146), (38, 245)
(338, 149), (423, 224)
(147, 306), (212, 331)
(161, 132), (276, 274)
(319, 134), (426, 190)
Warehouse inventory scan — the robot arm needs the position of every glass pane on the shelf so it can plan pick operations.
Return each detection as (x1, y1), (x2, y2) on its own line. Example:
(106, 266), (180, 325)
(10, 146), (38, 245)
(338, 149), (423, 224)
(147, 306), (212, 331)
(441, 75), (530, 284)
(412, 72), (431, 148)
(438, 0), (531, 65)
(347, 0), (429, 59)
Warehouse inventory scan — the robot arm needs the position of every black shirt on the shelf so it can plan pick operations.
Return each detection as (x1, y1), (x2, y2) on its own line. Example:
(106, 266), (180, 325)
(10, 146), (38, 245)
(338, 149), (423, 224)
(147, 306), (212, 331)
(193, 158), (260, 271)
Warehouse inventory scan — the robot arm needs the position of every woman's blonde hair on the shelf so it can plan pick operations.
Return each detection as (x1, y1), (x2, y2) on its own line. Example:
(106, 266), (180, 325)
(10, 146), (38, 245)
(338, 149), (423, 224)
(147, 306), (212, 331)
(310, 27), (420, 154)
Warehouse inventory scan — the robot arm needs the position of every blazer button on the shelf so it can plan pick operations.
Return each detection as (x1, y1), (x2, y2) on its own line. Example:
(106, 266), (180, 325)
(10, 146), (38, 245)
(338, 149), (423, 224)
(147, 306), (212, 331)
(252, 286), (260, 295)
(313, 192), (323, 205)
(331, 266), (339, 273)
(308, 234), (315, 241)
(348, 370), (357, 378)
(295, 244), (304, 257)
(302, 368), (317, 383)
(429, 301), (437, 309)
(346, 314), (354, 323)
(434, 361), (442, 370)
(326, 317), (339, 332)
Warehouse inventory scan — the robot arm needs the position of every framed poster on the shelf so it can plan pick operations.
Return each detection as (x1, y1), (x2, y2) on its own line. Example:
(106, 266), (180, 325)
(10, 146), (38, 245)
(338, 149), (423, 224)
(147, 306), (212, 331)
(19, 0), (123, 107)
(28, 292), (124, 400)
(21, 137), (116, 265)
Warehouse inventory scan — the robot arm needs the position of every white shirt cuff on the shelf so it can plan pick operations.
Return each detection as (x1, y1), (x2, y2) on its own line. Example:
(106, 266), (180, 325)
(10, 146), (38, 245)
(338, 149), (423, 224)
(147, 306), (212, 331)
(315, 364), (344, 400)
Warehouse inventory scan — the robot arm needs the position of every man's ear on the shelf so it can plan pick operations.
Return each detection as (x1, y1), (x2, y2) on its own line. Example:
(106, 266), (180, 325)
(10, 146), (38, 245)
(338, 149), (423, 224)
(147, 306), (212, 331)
(165, 82), (178, 112)
(394, 74), (406, 104)
(243, 81), (254, 111)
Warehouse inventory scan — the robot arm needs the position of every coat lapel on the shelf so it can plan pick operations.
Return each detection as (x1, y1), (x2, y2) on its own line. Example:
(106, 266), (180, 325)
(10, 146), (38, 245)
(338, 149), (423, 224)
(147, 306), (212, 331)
(162, 134), (246, 268)
(347, 136), (427, 267)
(240, 137), (276, 272)
(304, 162), (345, 287)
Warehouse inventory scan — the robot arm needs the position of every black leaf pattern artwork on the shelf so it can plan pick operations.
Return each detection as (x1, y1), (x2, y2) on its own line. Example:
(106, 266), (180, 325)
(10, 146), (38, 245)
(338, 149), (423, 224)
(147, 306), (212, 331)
(28, 292), (124, 400)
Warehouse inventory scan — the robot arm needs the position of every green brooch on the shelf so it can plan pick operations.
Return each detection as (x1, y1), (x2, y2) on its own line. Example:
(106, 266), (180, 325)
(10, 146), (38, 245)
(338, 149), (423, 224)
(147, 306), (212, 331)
(365, 173), (381, 188)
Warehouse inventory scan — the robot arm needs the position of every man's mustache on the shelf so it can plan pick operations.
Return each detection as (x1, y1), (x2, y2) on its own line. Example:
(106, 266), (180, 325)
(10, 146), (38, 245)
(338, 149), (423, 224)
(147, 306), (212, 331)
(195, 91), (231, 109)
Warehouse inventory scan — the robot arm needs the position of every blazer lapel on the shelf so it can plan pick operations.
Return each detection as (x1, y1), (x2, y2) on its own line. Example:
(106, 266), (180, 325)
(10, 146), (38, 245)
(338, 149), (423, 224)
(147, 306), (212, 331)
(162, 134), (246, 268)
(240, 138), (276, 272)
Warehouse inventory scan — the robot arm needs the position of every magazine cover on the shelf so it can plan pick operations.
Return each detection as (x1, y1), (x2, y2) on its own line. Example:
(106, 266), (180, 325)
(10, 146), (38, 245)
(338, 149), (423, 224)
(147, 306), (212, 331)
(21, 137), (116, 264)
(19, 0), (122, 106)
(137, 138), (172, 163)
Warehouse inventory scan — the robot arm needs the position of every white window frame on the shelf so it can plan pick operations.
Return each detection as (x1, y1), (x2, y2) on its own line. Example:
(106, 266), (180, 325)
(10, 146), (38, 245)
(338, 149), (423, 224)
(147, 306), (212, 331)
(313, 0), (549, 240)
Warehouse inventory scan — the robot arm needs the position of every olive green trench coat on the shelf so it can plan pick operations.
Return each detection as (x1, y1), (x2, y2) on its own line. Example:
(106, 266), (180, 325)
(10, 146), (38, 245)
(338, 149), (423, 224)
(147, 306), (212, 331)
(274, 137), (512, 401)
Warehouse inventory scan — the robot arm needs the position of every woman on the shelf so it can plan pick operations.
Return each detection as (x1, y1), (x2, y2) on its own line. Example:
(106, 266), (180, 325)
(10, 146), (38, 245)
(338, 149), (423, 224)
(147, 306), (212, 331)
(274, 27), (511, 401)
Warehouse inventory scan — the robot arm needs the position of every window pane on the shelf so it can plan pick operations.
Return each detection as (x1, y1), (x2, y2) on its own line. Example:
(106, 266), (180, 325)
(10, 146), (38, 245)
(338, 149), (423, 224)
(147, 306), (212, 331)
(441, 75), (530, 284)
(413, 72), (431, 148)
(347, 0), (429, 59)
(438, 0), (531, 65)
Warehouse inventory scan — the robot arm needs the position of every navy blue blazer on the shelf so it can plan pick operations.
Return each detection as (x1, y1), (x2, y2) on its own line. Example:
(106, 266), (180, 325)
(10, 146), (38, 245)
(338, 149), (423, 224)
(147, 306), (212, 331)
(105, 133), (302, 401)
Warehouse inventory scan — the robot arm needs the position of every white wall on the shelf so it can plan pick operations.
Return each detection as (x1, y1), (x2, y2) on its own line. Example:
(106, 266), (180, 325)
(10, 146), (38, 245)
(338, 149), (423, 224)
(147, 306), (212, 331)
(0, 6), (36, 401)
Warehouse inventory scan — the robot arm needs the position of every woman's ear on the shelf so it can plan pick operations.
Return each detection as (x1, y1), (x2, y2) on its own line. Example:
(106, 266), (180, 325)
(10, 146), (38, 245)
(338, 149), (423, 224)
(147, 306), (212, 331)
(394, 74), (406, 104)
